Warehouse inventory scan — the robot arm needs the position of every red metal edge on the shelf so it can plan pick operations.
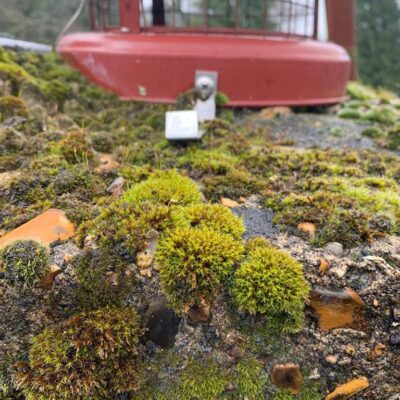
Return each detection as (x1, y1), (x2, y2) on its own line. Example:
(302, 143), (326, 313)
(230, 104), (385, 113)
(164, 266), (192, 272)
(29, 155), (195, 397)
(58, 32), (351, 107)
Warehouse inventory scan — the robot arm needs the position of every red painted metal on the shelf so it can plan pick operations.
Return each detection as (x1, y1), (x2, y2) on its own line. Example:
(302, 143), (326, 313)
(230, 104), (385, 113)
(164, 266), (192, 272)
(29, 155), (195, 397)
(58, 32), (350, 106)
(326, 0), (357, 79)
(57, 0), (352, 107)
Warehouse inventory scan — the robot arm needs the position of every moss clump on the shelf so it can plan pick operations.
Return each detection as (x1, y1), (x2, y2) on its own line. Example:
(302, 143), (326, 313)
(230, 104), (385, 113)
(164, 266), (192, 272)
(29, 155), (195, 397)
(362, 126), (385, 138)
(232, 238), (309, 332)
(0, 96), (29, 122)
(337, 108), (362, 120)
(123, 170), (202, 207)
(176, 203), (245, 239)
(156, 227), (244, 311)
(0, 240), (49, 288)
(15, 307), (141, 400)
(136, 356), (266, 400)
(73, 250), (135, 311)
(386, 124), (400, 150)
(362, 105), (397, 124)
(81, 200), (184, 259)
(60, 130), (94, 164)
(346, 81), (376, 100)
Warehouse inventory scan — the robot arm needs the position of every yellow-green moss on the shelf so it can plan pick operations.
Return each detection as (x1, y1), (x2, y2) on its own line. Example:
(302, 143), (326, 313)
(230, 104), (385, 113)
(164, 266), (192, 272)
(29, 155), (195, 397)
(232, 239), (309, 332)
(0, 96), (29, 121)
(175, 203), (245, 239)
(123, 170), (202, 206)
(346, 81), (376, 100)
(59, 130), (94, 164)
(156, 227), (244, 311)
(15, 307), (141, 400)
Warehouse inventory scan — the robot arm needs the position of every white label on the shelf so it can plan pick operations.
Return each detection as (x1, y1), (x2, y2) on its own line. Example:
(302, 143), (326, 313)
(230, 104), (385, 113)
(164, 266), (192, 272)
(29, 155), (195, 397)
(165, 110), (201, 140)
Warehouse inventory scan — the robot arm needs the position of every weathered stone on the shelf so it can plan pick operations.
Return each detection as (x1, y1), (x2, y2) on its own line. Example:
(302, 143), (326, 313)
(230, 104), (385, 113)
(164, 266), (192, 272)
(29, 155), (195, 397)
(344, 344), (356, 356)
(271, 363), (303, 394)
(297, 222), (316, 237)
(261, 106), (292, 119)
(389, 330), (400, 348)
(369, 343), (385, 360)
(40, 265), (62, 289)
(185, 299), (211, 322)
(0, 209), (75, 249)
(105, 271), (119, 286)
(319, 258), (330, 274)
(325, 377), (369, 400)
(107, 177), (125, 196)
(145, 300), (180, 348)
(220, 197), (240, 208)
(309, 286), (365, 331)
(94, 153), (119, 174)
(325, 242), (344, 257)
(326, 355), (338, 365)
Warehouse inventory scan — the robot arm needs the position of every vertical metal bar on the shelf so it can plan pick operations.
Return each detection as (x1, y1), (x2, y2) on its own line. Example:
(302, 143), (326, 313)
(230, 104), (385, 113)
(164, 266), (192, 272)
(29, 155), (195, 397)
(172, 0), (176, 27)
(313, 0), (319, 39)
(235, 0), (241, 29)
(263, 0), (268, 30)
(89, 0), (97, 31)
(288, 0), (293, 35)
(203, 0), (209, 27)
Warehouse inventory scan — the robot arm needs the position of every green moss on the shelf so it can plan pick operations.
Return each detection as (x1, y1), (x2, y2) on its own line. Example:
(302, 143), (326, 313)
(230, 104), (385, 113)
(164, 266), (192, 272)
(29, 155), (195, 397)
(0, 96), (29, 121)
(346, 81), (376, 100)
(81, 199), (184, 259)
(272, 383), (320, 400)
(386, 124), (400, 150)
(15, 307), (141, 400)
(362, 105), (397, 124)
(123, 170), (202, 207)
(337, 108), (362, 120)
(232, 239), (309, 332)
(175, 203), (245, 239)
(203, 169), (263, 201)
(362, 126), (385, 138)
(73, 250), (135, 311)
(177, 149), (239, 175)
(135, 356), (266, 400)
(60, 130), (94, 164)
(156, 227), (244, 311)
(0, 240), (49, 288)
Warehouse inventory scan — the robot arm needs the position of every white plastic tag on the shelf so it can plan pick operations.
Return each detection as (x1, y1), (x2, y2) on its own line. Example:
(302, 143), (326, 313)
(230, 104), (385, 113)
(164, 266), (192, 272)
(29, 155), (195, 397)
(165, 110), (203, 140)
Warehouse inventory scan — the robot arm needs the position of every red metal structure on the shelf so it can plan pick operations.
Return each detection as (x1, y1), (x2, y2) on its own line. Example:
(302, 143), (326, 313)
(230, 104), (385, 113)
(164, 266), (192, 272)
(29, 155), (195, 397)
(57, 0), (353, 107)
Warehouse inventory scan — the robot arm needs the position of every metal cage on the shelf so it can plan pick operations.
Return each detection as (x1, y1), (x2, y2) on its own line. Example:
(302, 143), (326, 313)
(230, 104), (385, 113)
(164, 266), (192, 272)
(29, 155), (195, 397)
(89, 0), (318, 38)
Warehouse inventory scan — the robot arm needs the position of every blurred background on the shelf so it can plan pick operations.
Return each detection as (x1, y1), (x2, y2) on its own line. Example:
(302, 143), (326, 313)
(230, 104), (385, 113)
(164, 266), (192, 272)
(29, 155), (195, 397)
(0, 0), (399, 93)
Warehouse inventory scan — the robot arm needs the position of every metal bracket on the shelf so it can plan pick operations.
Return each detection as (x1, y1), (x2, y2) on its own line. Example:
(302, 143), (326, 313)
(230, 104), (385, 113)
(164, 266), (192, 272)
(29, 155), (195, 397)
(194, 70), (218, 122)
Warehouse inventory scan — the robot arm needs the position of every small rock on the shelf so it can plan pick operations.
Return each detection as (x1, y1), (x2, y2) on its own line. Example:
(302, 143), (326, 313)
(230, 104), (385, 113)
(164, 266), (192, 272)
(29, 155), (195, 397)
(325, 377), (369, 400)
(139, 268), (152, 278)
(40, 265), (62, 289)
(145, 300), (180, 348)
(105, 271), (119, 286)
(319, 258), (330, 274)
(373, 298), (379, 307)
(107, 177), (125, 196)
(220, 198), (240, 208)
(325, 242), (344, 257)
(308, 368), (321, 380)
(338, 357), (352, 366)
(137, 252), (154, 270)
(369, 343), (385, 360)
(271, 363), (303, 395)
(229, 346), (245, 360)
(239, 196), (246, 204)
(261, 106), (292, 119)
(309, 286), (366, 331)
(63, 253), (74, 263)
(389, 330), (400, 348)
(344, 344), (356, 356)
(94, 153), (119, 174)
(0, 209), (75, 249)
(326, 355), (338, 365)
(185, 299), (210, 322)
(297, 222), (316, 237)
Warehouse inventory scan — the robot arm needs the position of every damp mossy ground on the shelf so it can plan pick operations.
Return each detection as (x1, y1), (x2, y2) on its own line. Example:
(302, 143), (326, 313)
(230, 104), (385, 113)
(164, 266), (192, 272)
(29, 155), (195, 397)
(0, 49), (399, 399)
